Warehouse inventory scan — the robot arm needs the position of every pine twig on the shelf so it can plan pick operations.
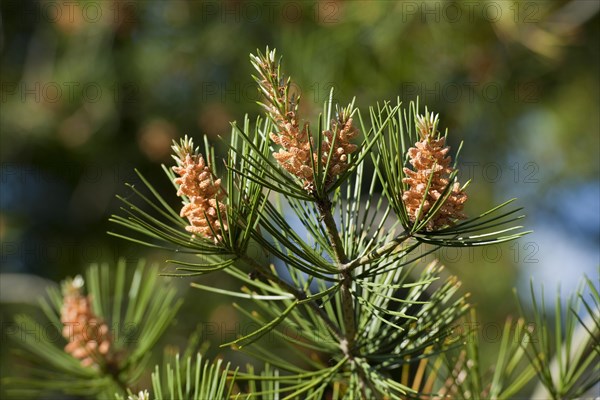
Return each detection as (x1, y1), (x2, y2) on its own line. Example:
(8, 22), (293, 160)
(238, 252), (343, 342)
(342, 232), (411, 273)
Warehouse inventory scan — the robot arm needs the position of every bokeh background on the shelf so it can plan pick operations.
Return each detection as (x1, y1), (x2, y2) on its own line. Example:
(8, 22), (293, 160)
(1, 0), (599, 397)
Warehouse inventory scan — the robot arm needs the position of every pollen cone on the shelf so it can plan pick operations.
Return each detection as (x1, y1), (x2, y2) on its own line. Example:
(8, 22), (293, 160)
(402, 113), (467, 231)
(60, 276), (111, 368)
(172, 137), (228, 243)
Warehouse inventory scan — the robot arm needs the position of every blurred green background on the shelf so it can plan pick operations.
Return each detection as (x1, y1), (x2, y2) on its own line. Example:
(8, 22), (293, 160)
(1, 0), (598, 396)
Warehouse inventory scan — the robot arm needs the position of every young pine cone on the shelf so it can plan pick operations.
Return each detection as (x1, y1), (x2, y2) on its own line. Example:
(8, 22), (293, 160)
(60, 276), (111, 368)
(402, 113), (467, 231)
(172, 137), (228, 243)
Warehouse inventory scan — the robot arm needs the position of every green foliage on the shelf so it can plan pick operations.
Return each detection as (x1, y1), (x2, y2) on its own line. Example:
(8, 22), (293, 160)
(150, 353), (238, 400)
(368, 100), (529, 245)
(436, 312), (537, 399)
(104, 48), (540, 399)
(516, 276), (600, 399)
(5, 46), (598, 400)
(3, 260), (182, 398)
(109, 115), (272, 268)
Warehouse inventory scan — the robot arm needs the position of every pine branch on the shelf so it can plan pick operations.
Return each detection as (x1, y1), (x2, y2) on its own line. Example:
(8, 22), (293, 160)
(237, 252), (343, 342)
(4, 260), (182, 398)
(313, 194), (372, 397)
(518, 276), (600, 399)
(94, 46), (535, 399)
(342, 232), (411, 273)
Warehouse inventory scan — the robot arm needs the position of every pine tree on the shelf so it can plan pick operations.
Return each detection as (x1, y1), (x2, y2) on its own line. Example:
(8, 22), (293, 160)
(4, 48), (598, 400)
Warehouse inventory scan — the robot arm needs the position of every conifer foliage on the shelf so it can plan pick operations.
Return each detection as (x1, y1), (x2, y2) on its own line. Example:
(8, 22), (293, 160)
(4, 48), (598, 399)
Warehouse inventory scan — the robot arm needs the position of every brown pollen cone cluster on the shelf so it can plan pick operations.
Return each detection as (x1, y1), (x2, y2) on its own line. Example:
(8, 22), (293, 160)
(256, 53), (358, 190)
(254, 54), (314, 184)
(321, 113), (359, 179)
(402, 113), (468, 231)
(270, 110), (359, 189)
(60, 276), (111, 368)
(269, 105), (315, 186)
(172, 140), (228, 243)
